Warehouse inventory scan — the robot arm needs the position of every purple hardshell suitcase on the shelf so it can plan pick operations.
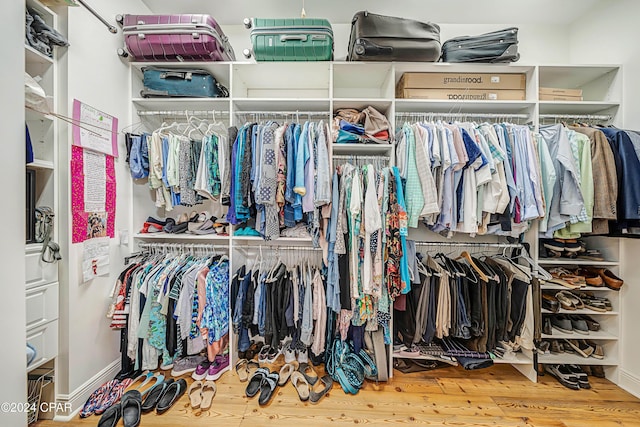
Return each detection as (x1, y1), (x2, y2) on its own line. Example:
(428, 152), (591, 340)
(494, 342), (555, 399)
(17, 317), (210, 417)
(117, 14), (235, 62)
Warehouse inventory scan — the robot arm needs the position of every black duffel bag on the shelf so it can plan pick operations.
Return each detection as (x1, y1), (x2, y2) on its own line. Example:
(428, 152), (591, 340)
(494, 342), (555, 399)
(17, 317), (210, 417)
(347, 11), (441, 62)
(441, 27), (520, 63)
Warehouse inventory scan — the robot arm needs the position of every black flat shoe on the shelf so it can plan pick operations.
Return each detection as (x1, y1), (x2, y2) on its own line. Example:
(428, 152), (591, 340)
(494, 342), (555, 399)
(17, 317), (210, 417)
(245, 368), (269, 398)
(156, 378), (187, 415)
(96, 403), (121, 427)
(141, 379), (174, 413)
(120, 390), (142, 427)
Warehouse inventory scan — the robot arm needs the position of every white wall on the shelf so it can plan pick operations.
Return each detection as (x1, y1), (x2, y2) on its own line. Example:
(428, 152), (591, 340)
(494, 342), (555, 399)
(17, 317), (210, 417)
(569, 0), (640, 397)
(222, 22), (570, 63)
(0, 1), (27, 426)
(56, 0), (150, 413)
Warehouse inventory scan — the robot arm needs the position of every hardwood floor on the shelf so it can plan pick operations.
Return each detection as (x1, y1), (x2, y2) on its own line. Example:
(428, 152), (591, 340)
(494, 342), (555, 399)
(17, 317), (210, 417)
(36, 364), (640, 426)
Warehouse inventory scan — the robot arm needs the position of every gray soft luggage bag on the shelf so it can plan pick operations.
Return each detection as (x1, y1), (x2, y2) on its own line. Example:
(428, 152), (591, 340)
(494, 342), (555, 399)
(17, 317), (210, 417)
(347, 11), (441, 62)
(441, 28), (519, 63)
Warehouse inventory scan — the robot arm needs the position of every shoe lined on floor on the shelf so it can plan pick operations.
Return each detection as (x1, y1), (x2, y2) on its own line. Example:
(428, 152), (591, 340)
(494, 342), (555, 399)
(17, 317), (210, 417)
(94, 378), (133, 415)
(206, 354), (230, 381)
(156, 379), (187, 415)
(192, 359), (212, 381)
(141, 379), (174, 413)
(258, 371), (280, 406)
(290, 371), (310, 402)
(188, 381), (203, 409)
(96, 402), (121, 427)
(544, 364), (580, 390)
(171, 355), (207, 377)
(590, 365), (606, 378)
(278, 362), (298, 386)
(565, 364), (591, 389)
(120, 390), (142, 427)
(298, 362), (319, 386)
(309, 374), (333, 404)
(199, 381), (217, 410)
(246, 368), (270, 398)
(80, 379), (119, 418)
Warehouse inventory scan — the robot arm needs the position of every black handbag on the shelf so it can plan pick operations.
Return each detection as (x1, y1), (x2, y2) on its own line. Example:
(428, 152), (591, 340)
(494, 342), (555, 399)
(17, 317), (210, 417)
(441, 27), (520, 63)
(347, 11), (441, 62)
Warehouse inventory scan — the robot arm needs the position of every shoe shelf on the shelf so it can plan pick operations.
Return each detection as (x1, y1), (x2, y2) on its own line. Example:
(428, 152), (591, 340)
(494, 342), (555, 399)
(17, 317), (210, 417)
(538, 258), (619, 266)
(538, 353), (618, 366)
(541, 284), (617, 292)
(542, 330), (617, 340)
(542, 308), (618, 315)
(491, 352), (533, 365)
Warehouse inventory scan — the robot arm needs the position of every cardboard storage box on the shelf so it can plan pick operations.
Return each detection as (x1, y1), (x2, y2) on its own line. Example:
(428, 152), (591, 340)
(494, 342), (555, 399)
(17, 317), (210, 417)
(539, 94), (584, 101)
(539, 87), (583, 97)
(398, 88), (526, 101)
(397, 72), (526, 91)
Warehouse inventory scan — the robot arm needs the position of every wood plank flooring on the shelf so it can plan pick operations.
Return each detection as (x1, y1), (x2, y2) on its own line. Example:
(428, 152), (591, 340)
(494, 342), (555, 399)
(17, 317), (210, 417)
(36, 364), (640, 426)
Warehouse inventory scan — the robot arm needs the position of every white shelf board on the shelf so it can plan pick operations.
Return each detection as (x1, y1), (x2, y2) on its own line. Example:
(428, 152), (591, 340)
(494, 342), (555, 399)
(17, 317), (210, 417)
(231, 236), (314, 244)
(542, 330), (617, 340)
(538, 353), (618, 366)
(27, 159), (54, 170)
(538, 101), (620, 115)
(130, 62), (232, 87)
(134, 233), (229, 241)
(542, 308), (618, 316)
(332, 143), (393, 155)
(538, 65), (620, 89)
(395, 99), (535, 114)
(26, 108), (54, 122)
(541, 283), (618, 292)
(27, 356), (55, 373)
(232, 98), (330, 113)
(332, 98), (393, 113)
(538, 258), (619, 266)
(492, 352), (533, 365)
(25, 45), (53, 66)
(133, 98), (231, 112)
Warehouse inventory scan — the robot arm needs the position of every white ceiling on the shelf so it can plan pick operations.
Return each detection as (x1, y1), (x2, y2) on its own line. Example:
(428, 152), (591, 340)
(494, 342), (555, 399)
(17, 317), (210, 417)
(141, 0), (606, 25)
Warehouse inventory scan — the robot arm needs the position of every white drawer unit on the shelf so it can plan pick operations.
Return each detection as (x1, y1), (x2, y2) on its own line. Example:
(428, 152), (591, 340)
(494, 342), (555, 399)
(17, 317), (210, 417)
(26, 320), (58, 372)
(26, 282), (59, 330)
(25, 245), (58, 290)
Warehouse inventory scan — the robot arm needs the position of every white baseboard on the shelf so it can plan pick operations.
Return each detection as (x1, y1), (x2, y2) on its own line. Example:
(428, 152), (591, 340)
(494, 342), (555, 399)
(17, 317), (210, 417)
(53, 359), (120, 422)
(619, 369), (640, 399)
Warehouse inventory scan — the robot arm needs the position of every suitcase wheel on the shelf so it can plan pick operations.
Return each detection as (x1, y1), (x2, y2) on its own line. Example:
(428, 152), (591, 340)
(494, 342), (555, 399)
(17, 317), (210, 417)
(243, 49), (252, 59)
(117, 47), (129, 58)
(243, 18), (252, 29)
(115, 14), (123, 26)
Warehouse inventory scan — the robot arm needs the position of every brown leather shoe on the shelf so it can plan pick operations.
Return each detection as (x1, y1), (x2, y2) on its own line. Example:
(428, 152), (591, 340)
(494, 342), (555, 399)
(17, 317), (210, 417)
(586, 267), (623, 290)
(575, 268), (604, 287)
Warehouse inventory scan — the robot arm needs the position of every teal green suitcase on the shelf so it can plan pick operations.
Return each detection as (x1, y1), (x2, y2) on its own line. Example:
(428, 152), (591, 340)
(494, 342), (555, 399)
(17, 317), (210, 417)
(243, 18), (333, 61)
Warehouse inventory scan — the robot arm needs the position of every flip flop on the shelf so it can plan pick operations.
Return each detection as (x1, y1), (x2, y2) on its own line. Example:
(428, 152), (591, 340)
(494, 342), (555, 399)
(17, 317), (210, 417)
(141, 379), (174, 413)
(258, 372), (280, 406)
(278, 362), (298, 386)
(246, 368), (269, 398)
(290, 371), (310, 402)
(188, 380), (203, 409)
(200, 381), (216, 410)
(235, 359), (249, 382)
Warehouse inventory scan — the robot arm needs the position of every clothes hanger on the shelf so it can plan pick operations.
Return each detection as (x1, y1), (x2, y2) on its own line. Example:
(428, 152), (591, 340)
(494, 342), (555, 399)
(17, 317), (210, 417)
(454, 251), (488, 282)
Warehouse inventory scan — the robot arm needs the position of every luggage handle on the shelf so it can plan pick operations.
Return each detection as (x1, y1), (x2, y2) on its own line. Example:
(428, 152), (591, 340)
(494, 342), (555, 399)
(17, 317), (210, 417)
(281, 34), (307, 42)
(160, 71), (192, 81)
